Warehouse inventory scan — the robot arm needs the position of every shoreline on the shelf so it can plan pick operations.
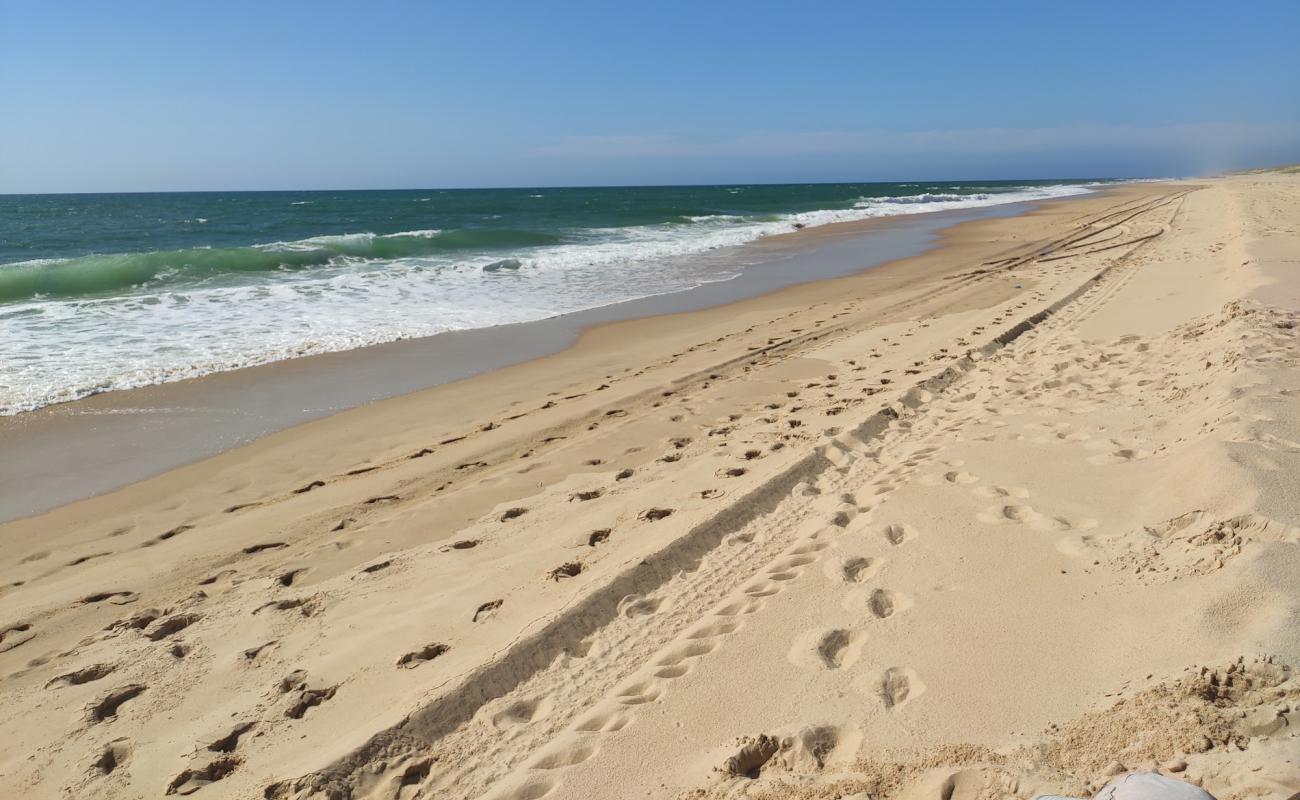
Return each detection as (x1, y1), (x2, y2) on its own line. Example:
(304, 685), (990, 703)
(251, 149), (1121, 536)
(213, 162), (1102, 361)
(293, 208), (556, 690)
(0, 192), (1101, 522)
(1, 182), (1098, 419)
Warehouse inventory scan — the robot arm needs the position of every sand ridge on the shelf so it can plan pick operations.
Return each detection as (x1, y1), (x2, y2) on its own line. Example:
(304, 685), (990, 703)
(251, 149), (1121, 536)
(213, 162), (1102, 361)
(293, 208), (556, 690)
(1, 175), (1298, 799)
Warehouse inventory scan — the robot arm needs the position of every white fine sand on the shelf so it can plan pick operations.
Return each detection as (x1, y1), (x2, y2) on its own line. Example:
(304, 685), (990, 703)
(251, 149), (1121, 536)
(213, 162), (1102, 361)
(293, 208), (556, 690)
(1, 172), (1298, 800)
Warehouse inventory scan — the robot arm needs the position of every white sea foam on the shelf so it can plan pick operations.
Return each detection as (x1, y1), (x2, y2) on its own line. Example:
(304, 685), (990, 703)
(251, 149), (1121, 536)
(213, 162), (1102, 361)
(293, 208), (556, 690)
(383, 229), (442, 238)
(0, 184), (1096, 415)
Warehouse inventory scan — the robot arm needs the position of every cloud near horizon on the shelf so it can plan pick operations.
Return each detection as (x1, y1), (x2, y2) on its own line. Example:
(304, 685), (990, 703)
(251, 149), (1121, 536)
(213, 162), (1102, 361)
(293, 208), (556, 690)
(533, 122), (1300, 176)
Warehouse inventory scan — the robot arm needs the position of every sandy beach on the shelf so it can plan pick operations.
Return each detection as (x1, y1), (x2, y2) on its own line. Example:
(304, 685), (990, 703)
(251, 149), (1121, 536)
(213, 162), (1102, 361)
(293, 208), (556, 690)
(2, 171), (1298, 800)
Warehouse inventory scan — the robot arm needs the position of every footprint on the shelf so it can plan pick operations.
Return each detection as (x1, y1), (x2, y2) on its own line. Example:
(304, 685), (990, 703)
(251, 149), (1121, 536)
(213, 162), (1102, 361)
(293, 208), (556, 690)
(530, 741), (598, 769)
(1088, 447), (1153, 465)
(278, 569), (308, 587)
(156, 524), (194, 542)
(279, 670), (309, 692)
(396, 643), (449, 669)
(242, 542), (287, 555)
(490, 776), (555, 800)
(618, 595), (661, 617)
(143, 613), (201, 641)
(873, 667), (925, 709)
(977, 504), (1078, 531)
(166, 756), (241, 795)
(285, 685), (337, 719)
(254, 597), (319, 617)
(473, 600), (503, 622)
(944, 471), (978, 484)
(770, 554), (817, 570)
(790, 628), (866, 670)
(868, 589), (911, 619)
(793, 481), (821, 498)
(972, 485), (1030, 499)
(547, 561), (585, 581)
(206, 722), (256, 753)
(655, 640), (717, 666)
(47, 663), (115, 688)
(817, 629), (865, 669)
(884, 524), (918, 545)
(491, 696), (554, 730)
(79, 591), (139, 606)
(93, 738), (132, 775)
(392, 758), (432, 800)
(725, 530), (757, 546)
(500, 507), (528, 522)
(837, 556), (879, 583)
(242, 641), (277, 662)
(197, 572), (236, 590)
(831, 505), (859, 528)
(616, 679), (664, 705)
(88, 684), (146, 723)
(0, 622), (37, 653)
(685, 621), (740, 639)
(723, 734), (781, 778)
(574, 708), (631, 733)
(738, 724), (838, 775)
(651, 662), (692, 679)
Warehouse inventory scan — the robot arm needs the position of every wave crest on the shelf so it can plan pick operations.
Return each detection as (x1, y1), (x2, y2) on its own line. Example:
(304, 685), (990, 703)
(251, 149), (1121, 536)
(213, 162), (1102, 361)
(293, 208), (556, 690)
(0, 228), (564, 303)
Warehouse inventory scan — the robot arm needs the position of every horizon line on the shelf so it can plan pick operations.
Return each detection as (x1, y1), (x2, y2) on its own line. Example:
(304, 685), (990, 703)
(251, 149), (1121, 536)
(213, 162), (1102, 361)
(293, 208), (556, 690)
(0, 173), (1163, 198)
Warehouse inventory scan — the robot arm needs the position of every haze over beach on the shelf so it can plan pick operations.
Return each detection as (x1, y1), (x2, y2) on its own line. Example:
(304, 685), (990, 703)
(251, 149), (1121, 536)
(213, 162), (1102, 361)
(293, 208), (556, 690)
(2, 3), (1299, 800)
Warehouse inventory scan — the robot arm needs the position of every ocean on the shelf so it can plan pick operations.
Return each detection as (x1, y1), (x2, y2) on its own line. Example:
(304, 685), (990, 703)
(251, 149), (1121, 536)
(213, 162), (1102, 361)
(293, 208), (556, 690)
(0, 180), (1102, 415)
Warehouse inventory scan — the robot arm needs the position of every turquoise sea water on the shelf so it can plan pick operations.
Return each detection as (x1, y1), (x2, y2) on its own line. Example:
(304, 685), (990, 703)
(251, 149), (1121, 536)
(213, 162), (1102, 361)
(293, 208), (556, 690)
(0, 181), (1102, 413)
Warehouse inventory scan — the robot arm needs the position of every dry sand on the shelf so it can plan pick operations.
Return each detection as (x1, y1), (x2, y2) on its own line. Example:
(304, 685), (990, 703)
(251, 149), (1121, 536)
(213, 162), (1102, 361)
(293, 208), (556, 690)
(1, 173), (1297, 800)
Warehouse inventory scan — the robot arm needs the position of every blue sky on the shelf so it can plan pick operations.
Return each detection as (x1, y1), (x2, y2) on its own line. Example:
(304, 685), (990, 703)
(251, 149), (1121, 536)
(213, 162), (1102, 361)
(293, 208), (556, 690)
(2, 0), (1298, 192)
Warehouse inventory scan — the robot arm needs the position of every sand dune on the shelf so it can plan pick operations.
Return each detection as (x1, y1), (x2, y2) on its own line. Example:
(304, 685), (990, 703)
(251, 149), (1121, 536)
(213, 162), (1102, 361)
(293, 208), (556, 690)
(1, 174), (1297, 800)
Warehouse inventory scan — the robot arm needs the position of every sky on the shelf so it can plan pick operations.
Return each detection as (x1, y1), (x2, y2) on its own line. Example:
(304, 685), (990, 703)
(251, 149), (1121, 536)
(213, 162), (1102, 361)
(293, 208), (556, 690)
(1, 0), (1298, 193)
